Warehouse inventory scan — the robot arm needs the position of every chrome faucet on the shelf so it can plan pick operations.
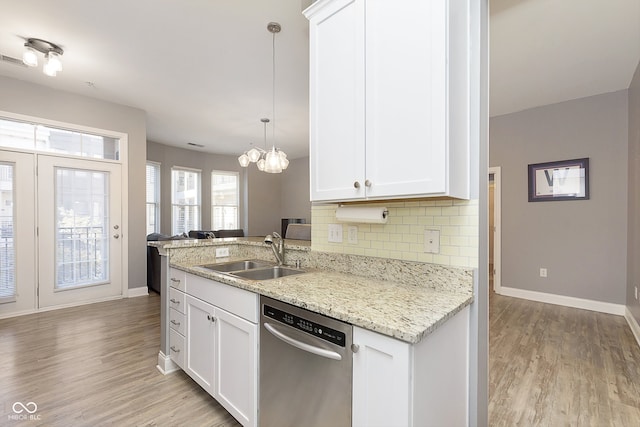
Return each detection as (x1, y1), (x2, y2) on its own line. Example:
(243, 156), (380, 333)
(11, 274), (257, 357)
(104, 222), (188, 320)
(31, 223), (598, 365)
(264, 232), (285, 265)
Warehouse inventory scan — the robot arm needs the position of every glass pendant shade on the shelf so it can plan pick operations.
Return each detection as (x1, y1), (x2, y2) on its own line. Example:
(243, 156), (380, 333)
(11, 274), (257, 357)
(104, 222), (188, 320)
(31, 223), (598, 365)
(22, 47), (38, 67)
(238, 153), (250, 167)
(257, 158), (266, 171)
(264, 147), (283, 173)
(247, 147), (261, 163)
(43, 61), (57, 76)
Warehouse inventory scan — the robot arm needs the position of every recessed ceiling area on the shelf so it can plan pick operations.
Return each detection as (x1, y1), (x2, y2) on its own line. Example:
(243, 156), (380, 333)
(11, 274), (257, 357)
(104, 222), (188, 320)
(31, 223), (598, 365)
(0, 0), (638, 157)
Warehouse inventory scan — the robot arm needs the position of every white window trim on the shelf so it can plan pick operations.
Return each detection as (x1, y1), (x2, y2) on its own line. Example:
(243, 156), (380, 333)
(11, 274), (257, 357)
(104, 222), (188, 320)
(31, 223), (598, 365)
(171, 166), (201, 235)
(146, 161), (161, 235)
(211, 170), (240, 231)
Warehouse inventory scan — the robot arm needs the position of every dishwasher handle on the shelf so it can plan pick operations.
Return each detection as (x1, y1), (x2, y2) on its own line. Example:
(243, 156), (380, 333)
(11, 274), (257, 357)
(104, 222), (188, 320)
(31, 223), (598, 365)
(263, 322), (342, 361)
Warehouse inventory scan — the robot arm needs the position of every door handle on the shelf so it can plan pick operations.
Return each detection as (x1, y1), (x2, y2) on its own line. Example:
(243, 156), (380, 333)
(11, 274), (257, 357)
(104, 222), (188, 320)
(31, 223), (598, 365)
(263, 322), (342, 361)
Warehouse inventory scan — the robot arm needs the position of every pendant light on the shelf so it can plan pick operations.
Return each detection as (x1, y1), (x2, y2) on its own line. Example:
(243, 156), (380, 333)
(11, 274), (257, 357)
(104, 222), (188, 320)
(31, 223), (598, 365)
(238, 22), (289, 173)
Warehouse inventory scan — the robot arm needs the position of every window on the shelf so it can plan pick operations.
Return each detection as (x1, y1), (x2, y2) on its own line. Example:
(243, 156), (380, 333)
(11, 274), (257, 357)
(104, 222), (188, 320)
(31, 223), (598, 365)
(172, 168), (200, 235)
(0, 117), (119, 160)
(0, 162), (15, 302)
(146, 162), (160, 235)
(211, 171), (239, 230)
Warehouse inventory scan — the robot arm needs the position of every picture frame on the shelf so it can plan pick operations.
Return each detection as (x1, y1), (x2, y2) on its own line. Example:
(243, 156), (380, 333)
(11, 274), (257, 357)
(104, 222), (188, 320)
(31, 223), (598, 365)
(528, 158), (589, 202)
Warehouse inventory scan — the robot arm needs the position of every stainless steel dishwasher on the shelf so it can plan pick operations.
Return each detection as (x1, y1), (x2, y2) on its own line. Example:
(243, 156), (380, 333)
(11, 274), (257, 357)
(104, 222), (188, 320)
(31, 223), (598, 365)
(259, 295), (352, 427)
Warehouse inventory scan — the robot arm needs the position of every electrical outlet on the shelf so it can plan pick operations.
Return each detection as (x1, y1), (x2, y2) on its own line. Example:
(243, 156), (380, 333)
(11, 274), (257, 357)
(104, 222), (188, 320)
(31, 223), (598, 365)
(540, 268), (547, 278)
(424, 230), (440, 253)
(215, 247), (230, 258)
(347, 225), (358, 244)
(328, 224), (343, 243)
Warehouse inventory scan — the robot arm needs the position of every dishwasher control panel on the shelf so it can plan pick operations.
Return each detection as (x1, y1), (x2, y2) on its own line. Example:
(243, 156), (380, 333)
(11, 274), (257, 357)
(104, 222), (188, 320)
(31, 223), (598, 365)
(263, 304), (346, 347)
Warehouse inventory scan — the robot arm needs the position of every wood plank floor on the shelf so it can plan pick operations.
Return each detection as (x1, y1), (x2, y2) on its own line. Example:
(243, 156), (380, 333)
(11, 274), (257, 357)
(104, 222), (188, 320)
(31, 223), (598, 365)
(489, 292), (640, 426)
(2, 291), (640, 426)
(0, 293), (241, 427)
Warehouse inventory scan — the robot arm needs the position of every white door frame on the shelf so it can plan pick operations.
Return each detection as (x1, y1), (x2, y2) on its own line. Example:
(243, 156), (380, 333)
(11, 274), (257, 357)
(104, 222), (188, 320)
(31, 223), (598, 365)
(489, 167), (501, 293)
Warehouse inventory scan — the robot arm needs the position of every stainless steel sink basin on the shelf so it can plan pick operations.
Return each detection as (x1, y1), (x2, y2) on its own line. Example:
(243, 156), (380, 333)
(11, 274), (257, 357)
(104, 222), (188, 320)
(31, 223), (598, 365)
(231, 266), (306, 281)
(200, 259), (275, 273)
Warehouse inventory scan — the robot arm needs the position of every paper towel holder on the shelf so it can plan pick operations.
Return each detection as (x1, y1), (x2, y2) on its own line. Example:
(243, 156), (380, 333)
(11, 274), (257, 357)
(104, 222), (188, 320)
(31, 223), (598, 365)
(335, 205), (389, 224)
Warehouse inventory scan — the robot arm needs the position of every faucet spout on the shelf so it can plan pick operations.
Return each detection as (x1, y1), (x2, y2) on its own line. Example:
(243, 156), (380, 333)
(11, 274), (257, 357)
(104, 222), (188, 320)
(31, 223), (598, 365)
(264, 232), (285, 265)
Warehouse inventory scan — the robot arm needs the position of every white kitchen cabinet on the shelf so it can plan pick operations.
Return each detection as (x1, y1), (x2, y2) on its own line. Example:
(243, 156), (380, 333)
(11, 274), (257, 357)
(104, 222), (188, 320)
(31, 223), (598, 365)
(185, 294), (215, 393)
(305, 0), (470, 202)
(352, 305), (470, 426)
(182, 275), (258, 427)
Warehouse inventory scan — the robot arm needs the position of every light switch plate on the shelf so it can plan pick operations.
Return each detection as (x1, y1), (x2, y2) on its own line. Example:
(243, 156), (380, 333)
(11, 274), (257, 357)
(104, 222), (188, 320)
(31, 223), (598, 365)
(216, 247), (230, 258)
(328, 224), (343, 243)
(424, 230), (440, 253)
(347, 226), (358, 244)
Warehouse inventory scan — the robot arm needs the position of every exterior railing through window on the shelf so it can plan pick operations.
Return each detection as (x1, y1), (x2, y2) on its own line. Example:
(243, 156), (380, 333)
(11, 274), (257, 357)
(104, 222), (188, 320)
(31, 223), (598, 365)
(56, 226), (108, 289)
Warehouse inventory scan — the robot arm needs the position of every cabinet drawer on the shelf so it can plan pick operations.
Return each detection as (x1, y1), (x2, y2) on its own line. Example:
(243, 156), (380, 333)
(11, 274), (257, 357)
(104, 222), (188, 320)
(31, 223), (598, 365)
(169, 308), (186, 335)
(186, 273), (258, 323)
(169, 328), (185, 369)
(169, 287), (185, 314)
(169, 268), (186, 291)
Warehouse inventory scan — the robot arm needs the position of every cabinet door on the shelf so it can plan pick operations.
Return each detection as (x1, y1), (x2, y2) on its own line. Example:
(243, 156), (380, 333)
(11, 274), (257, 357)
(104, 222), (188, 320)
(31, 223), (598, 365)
(307, 0), (366, 201)
(185, 295), (215, 394)
(352, 326), (411, 427)
(215, 308), (258, 427)
(364, 0), (448, 199)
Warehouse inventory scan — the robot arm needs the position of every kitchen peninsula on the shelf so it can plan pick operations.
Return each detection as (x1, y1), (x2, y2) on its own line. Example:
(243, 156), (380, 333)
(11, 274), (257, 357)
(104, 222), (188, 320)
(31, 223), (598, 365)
(150, 237), (473, 427)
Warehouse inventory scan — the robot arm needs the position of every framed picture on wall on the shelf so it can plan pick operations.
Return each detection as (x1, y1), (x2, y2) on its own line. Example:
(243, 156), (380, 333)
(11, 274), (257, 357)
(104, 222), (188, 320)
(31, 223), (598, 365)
(528, 158), (589, 202)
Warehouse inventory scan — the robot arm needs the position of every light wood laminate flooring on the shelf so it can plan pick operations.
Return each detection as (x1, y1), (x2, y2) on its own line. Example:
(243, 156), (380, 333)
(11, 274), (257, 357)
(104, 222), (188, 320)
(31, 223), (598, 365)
(0, 293), (241, 426)
(489, 292), (640, 426)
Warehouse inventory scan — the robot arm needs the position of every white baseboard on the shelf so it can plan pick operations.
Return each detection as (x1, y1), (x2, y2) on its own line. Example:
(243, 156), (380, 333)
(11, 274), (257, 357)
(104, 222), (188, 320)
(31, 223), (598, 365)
(625, 308), (640, 348)
(156, 351), (179, 375)
(127, 286), (149, 298)
(498, 286), (626, 316)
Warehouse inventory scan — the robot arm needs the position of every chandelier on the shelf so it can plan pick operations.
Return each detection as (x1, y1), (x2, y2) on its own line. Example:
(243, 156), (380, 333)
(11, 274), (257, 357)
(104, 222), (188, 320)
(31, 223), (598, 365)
(238, 22), (289, 173)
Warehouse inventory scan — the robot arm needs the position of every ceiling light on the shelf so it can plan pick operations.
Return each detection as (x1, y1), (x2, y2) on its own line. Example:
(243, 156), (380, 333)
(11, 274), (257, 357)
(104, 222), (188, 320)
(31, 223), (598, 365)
(238, 22), (289, 173)
(22, 38), (64, 77)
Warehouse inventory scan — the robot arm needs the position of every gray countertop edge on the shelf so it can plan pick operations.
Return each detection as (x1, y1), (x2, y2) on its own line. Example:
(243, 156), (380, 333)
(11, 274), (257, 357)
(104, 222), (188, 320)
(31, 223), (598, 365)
(171, 261), (473, 344)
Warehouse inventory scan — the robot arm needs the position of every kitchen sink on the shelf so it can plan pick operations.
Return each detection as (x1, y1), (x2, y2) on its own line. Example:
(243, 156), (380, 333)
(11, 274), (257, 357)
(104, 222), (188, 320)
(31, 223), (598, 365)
(199, 259), (275, 273)
(231, 266), (306, 281)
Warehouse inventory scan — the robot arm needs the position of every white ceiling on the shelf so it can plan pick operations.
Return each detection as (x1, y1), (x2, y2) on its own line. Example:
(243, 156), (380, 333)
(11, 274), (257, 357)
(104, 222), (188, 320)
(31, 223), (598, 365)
(0, 0), (638, 159)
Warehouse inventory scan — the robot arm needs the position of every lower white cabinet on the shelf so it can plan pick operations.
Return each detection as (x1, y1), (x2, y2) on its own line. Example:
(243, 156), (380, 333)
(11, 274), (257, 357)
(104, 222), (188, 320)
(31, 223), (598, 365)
(352, 306), (470, 427)
(182, 277), (258, 427)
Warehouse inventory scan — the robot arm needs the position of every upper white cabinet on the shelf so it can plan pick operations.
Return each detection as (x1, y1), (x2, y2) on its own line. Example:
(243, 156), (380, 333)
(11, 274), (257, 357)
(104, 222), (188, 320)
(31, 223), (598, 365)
(304, 0), (471, 202)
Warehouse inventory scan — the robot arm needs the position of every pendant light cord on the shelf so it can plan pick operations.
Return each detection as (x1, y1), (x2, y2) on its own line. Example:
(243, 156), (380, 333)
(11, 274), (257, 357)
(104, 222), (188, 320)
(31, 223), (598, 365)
(272, 28), (276, 149)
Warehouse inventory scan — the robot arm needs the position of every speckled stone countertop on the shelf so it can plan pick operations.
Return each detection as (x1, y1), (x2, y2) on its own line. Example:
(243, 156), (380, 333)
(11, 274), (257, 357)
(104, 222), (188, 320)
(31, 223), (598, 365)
(159, 238), (473, 344)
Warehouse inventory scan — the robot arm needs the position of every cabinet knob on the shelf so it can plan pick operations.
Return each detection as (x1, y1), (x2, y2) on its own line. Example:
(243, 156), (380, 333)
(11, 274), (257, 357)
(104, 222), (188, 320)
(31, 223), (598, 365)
(207, 315), (211, 321)
(365, 180), (372, 187)
(170, 346), (180, 353)
(353, 181), (361, 189)
(113, 234), (120, 239)
(351, 343), (360, 353)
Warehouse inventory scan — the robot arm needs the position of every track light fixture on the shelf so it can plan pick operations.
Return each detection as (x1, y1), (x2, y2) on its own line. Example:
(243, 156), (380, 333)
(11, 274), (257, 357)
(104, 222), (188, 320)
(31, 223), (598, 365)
(22, 38), (64, 77)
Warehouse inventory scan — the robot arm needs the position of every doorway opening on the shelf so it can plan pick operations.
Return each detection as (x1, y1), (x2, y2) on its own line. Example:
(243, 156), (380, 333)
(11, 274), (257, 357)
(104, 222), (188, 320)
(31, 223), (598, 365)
(489, 167), (501, 293)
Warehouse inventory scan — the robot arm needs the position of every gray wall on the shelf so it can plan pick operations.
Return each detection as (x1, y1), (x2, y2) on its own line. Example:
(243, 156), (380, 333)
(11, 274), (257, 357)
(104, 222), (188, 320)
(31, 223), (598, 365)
(490, 90), (629, 304)
(0, 76), (147, 290)
(147, 140), (311, 237)
(628, 61), (640, 322)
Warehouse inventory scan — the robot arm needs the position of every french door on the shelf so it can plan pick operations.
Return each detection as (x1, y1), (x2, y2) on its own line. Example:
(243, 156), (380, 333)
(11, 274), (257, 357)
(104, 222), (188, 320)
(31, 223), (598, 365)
(37, 155), (122, 308)
(0, 151), (36, 318)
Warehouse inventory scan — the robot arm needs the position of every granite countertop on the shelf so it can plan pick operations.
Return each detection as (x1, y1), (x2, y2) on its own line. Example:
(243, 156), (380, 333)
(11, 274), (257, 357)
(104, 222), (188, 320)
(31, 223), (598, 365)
(171, 256), (473, 344)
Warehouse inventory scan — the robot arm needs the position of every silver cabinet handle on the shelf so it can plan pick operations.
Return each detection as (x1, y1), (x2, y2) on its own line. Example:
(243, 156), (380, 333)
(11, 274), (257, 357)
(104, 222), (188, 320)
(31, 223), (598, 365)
(351, 343), (360, 353)
(364, 180), (372, 187)
(170, 346), (180, 353)
(170, 320), (180, 326)
(353, 181), (361, 189)
(170, 298), (180, 304)
(113, 234), (120, 239)
(264, 322), (342, 361)
(170, 278), (180, 283)
(113, 225), (119, 230)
